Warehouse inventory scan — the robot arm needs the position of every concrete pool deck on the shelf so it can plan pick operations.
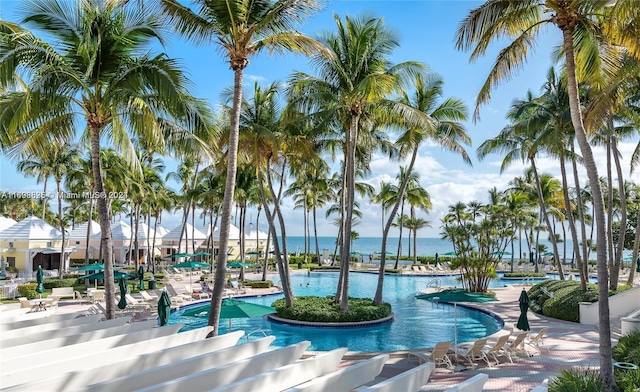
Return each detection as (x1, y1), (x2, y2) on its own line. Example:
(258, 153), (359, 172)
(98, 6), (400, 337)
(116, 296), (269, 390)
(2, 275), (615, 391)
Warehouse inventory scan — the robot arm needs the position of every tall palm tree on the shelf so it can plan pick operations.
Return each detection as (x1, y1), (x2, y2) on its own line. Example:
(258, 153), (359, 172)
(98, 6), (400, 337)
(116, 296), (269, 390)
(0, 0), (209, 319)
(404, 216), (431, 266)
(160, 0), (323, 334)
(16, 155), (53, 220)
(455, 3), (639, 385)
(289, 13), (427, 310)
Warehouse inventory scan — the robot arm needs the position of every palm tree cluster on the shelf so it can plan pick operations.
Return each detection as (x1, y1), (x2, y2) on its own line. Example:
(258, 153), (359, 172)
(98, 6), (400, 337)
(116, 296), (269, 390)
(456, 1), (640, 389)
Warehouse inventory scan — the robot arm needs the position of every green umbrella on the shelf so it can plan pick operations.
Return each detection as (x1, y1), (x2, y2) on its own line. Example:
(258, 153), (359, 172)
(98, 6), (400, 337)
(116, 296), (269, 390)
(227, 262), (252, 268)
(36, 265), (44, 297)
(165, 253), (191, 259)
(516, 288), (530, 331)
(173, 261), (212, 292)
(79, 270), (136, 281)
(246, 251), (261, 255)
(190, 251), (211, 257)
(416, 289), (497, 351)
(157, 290), (172, 326)
(182, 298), (275, 329)
(442, 251), (457, 257)
(138, 266), (145, 291)
(117, 278), (128, 310)
(75, 263), (104, 271)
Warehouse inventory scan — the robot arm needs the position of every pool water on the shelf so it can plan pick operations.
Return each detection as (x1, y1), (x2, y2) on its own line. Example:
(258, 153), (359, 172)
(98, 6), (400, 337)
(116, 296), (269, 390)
(169, 272), (505, 352)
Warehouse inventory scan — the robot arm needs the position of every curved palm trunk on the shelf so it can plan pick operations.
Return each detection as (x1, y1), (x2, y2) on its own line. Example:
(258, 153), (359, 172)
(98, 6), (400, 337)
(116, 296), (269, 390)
(561, 28), (615, 391)
(606, 134), (616, 288)
(42, 178), (48, 220)
(84, 199), (94, 289)
(90, 126), (114, 320)
(572, 146), (590, 279)
(395, 201), (405, 269)
(134, 204), (141, 271)
(560, 153), (585, 291)
(207, 68), (243, 335)
(626, 213), (640, 286)
(375, 147), (418, 304)
(611, 135), (626, 289)
(313, 205), (321, 266)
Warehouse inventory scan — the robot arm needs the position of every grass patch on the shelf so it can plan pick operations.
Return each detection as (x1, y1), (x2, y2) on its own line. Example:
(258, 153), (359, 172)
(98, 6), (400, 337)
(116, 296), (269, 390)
(272, 296), (392, 323)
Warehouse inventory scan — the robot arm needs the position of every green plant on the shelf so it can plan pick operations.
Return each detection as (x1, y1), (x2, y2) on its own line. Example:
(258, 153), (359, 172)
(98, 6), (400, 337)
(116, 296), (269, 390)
(17, 283), (38, 299)
(548, 368), (605, 392)
(615, 367), (640, 392)
(43, 278), (78, 289)
(503, 272), (547, 278)
(242, 280), (273, 288)
(272, 296), (392, 323)
(613, 331), (640, 365)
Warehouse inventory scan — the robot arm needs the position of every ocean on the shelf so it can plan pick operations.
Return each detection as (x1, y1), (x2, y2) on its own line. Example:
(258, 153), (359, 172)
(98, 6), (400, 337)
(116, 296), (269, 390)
(284, 236), (454, 258)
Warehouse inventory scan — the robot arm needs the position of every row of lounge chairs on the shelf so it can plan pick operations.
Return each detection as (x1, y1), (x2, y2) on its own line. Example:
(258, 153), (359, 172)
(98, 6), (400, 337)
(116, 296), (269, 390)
(0, 308), (493, 392)
(411, 328), (549, 369)
(406, 262), (454, 274)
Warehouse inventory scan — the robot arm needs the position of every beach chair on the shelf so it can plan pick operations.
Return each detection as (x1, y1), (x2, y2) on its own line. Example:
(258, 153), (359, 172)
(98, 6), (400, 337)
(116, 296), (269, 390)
(411, 341), (453, 369)
(139, 290), (159, 302)
(91, 290), (105, 304)
(18, 297), (38, 312)
(526, 327), (549, 354)
(500, 331), (529, 362)
(419, 266), (429, 273)
(444, 373), (489, 392)
(482, 334), (510, 366)
(412, 266), (421, 273)
(453, 338), (488, 365)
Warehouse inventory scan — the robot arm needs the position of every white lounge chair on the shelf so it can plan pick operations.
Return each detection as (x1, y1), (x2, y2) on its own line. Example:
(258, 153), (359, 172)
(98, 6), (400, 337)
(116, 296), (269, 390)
(453, 338), (488, 365)
(411, 341), (453, 369)
(444, 373), (489, 392)
(500, 332), (529, 363)
(17, 297), (38, 313)
(482, 334), (510, 366)
(359, 362), (435, 392)
(526, 327), (549, 354)
(139, 291), (159, 302)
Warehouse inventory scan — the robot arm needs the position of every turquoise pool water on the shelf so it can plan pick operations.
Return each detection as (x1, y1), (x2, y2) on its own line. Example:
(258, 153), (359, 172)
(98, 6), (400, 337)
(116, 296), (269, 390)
(169, 272), (505, 352)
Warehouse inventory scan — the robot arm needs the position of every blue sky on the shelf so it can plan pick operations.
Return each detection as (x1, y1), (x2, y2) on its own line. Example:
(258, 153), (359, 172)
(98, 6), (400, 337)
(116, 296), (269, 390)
(1, 1), (638, 238)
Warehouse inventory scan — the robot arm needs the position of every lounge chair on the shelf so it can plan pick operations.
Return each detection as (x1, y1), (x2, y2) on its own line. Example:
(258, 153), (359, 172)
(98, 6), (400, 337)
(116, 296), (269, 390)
(526, 327), (549, 354)
(18, 297), (38, 312)
(359, 362), (435, 392)
(91, 290), (105, 304)
(500, 332), (529, 363)
(453, 338), (488, 365)
(412, 266), (421, 273)
(125, 294), (152, 311)
(444, 373), (489, 392)
(139, 290), (159, 302)
(411, 341), (453, 369)
(482, 334), (510, 366)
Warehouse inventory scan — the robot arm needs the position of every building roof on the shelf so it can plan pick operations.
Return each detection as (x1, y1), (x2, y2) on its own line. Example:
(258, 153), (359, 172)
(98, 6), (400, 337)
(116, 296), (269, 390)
(68, 220), (101, 239)
(107, 220), (156, 241)
(0, 215), (62, 240)
(0, 216), (17, 232)
(163, 222), (207, 241)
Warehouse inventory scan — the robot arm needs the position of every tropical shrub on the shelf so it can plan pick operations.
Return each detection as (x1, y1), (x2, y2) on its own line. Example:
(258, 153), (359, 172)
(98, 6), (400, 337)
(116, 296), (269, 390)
(272, 296), (392, 323)
(548, 369), (605, 392)
(613, 331), (640, 364)
(17, 283), (38, 299)
(43, 278), (78, 289)
(502, 272), (547, 278)
(243, 280), (273, 288)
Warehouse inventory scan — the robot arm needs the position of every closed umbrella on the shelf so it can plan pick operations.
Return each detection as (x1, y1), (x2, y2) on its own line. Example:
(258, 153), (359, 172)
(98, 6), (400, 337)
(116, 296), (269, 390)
(157, 290), (172, 326)
(138, 266), (145, 291)
(36, 265), (44, 298)
(416, 289), (497, 353)
(117, 278), (128, 310)
(516, 288), (530, 331)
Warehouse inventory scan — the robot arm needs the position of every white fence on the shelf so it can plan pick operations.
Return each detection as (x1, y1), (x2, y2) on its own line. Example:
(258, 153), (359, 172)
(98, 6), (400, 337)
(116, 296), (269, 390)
(579, 286), (640, 325)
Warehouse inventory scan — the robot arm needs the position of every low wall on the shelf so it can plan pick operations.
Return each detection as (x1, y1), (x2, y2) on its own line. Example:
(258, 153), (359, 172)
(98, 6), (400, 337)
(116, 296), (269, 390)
(579, 286), (640, 325)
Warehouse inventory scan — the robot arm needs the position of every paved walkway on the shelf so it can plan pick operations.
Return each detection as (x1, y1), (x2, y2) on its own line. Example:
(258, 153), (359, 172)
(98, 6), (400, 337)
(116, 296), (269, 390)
(370, 284), (604, 391)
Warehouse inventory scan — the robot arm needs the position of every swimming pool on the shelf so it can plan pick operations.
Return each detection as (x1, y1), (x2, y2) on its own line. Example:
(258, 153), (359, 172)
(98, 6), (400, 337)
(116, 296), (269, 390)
(169, 272), (504, 352)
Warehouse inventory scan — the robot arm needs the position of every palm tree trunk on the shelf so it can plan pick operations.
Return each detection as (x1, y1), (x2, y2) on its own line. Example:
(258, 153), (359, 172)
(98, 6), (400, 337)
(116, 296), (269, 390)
(611, 134), (627, 289)
(562, 27), (616, 391)
(626, 212), (640, 286)
(606, 134), (616, 288)
(375, 146), (419, 304)
(572, 146), (590, 278)
(313, 206), (321, 266)
(134, 203), (141, 272)
(89, 126), (114, 320)
(56, 180), (66, 279)
(207, 68), (243, 336)
(560, 153), (585, 291)
(42, 178), (48, 220)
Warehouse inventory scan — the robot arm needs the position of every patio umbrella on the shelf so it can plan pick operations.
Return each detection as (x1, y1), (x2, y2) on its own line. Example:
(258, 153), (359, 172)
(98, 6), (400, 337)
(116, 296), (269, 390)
(190, 251), (211, 257)
(442, 251), (457, 257)
(79, 270), (136, 281)
(416, 289), (497, 352)
(227, 262), (252, 268)
(36, 265), (44, 298)
(157, 290), (172, 326)
(165, 253), (190, 259)
(117, 278), (128, 310)
(516, 288), (530, 331)
(75, 263), (104, 271)
(138, 266), (145, 291)
(173, 261), (212, 292)
(182, 298), (276, 329)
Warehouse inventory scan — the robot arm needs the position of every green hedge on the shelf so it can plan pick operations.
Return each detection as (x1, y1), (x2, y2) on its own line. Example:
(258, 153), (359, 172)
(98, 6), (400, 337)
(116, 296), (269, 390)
(17, 283), (38, 299)
(614, 330), (640, 365)
(502, 272), (547, 278)
(243, 280), (273, 288)
(43, 278), (78, 289)
(272, 296), (392, 323)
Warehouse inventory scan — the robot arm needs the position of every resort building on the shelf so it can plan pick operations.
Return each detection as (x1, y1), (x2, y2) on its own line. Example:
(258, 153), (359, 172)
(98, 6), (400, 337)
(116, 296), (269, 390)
(160, 222), (208, 258)
(67, 220), (101, 262)
(0, 215), (74, 279)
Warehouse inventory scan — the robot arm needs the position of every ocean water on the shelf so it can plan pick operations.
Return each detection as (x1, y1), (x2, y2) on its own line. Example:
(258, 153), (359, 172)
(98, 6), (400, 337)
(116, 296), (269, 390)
(284, 236), (453, 258)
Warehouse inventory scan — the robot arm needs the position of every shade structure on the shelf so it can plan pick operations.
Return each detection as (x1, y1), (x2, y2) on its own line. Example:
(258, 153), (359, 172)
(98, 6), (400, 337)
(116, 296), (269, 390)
(246, 251), (261, 255)
(157, 290), (172, 326)
(182, 298), (276, 329)
(165, 253), (191, 259)
(516, 289), (530, 331)
(416, 289), (497, 353)
(79, 270), (136, 281)
(117, 278), (128, 310)
(227, 262), (252, 268)
(190, 251), (211, 257)
(137, 266), (145, 291)
(442, 251), (457, 257)
(36, 266), (44, 296)
(75, 263), (104, 271)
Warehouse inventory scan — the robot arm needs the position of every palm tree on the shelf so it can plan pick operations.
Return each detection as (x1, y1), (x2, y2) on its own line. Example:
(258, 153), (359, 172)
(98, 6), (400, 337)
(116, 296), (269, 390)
(0, 0), (209, 319)
(404, 216), (431, 265)
(456, 3), (639, 385)
(16, 155), (53, 220)
(289, 13), (427, 310)
(160, 0), (323, 334)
